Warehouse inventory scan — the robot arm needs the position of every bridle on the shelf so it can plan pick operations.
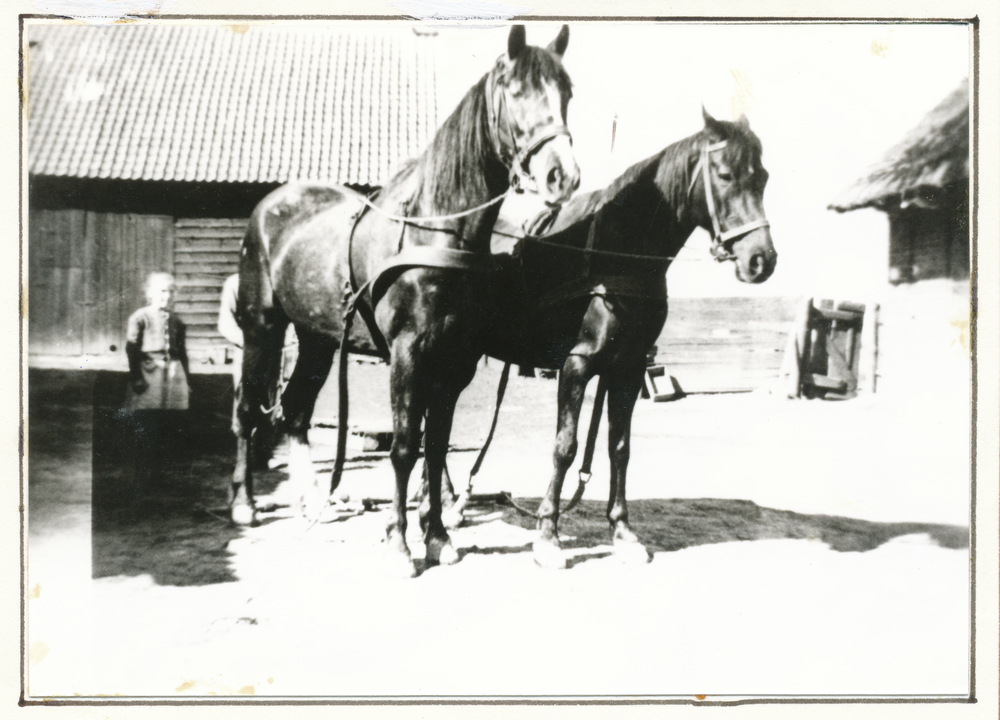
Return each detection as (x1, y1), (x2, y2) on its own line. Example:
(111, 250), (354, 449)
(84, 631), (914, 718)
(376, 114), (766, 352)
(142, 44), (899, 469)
(345, 56), (575, 230)
(485, 56), (573, 193)
(330, 52), (576, 505)
(688, 139), (770, 262)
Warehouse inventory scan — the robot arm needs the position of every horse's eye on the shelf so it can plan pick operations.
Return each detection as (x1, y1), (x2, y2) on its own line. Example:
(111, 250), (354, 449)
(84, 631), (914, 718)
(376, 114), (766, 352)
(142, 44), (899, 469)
(718, 172), (733, 182)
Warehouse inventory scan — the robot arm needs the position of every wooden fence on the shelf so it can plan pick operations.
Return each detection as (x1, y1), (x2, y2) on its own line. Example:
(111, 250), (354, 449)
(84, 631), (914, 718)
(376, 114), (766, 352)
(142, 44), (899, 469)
(652, 296), (799, 393)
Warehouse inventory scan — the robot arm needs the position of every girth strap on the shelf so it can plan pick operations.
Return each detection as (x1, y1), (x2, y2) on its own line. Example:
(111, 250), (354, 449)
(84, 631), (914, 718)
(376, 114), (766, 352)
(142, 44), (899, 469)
(369, 245), (496, 310)
(344, 199), (392, 360)
(345, 242), (496, 362)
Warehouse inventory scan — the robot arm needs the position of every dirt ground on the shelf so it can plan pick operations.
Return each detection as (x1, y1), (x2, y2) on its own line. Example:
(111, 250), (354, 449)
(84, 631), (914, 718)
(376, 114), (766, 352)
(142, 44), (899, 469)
(24, 355), (971, 699)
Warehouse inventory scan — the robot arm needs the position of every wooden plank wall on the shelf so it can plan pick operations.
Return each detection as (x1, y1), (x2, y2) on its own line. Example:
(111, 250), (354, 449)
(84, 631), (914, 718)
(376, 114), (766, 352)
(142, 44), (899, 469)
(28, 209), (85, 355)
(28, 207), (802, 392)
(173, 218), (246, 365)
(653, 296), (800, 392)
(28, 209), (174, 358)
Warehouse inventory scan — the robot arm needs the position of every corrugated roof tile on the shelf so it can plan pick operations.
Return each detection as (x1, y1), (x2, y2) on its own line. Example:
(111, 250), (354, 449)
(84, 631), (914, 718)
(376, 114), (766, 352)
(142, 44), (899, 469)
(28, 23), (437, 186)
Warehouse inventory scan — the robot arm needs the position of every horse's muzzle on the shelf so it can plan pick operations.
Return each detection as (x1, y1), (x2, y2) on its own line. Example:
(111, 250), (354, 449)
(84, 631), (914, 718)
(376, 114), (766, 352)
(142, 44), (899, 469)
(732, 228), (777, 284)
(751, 251), (776, 283)
(546, 161), (580, 202)
(738, 248), (777, 284)
(529, 133), (579, 205)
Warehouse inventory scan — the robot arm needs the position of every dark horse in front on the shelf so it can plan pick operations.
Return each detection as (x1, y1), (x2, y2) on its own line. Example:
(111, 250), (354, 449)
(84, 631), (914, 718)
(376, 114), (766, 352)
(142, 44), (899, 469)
(231, 26), (580, 577)
(483, 109), (777, 568)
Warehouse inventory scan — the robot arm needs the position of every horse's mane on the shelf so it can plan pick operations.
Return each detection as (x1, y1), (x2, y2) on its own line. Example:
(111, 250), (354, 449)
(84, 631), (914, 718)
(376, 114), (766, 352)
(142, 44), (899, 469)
(387, 46), (573, 215)
(547, 118), (762, 235)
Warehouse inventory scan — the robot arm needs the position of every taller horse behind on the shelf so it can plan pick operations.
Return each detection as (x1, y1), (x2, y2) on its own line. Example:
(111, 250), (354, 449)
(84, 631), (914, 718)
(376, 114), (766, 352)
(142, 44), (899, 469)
(232, 26), (580, 577)
(481, 109), (777, 568)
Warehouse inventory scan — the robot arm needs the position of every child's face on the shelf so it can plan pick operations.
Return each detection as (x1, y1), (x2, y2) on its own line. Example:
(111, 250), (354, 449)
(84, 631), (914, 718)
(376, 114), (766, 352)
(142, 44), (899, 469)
(148, 281), (175, 310)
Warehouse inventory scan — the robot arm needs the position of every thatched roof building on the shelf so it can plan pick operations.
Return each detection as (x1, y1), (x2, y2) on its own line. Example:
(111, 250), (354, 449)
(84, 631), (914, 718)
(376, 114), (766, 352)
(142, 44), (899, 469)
(829, 82), (968, 213)
(828, 81), (970, 284)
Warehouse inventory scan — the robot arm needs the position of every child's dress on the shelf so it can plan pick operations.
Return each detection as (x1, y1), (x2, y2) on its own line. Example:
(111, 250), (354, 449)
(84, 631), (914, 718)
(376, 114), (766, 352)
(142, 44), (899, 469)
(124, 306), (190, 412)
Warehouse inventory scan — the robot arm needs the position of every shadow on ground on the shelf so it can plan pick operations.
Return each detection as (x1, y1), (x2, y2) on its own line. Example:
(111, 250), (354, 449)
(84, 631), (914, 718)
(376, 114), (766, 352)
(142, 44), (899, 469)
(90, 371), (286, 587)
(30, 368), (968, 590)
(500, 497), (969, 554)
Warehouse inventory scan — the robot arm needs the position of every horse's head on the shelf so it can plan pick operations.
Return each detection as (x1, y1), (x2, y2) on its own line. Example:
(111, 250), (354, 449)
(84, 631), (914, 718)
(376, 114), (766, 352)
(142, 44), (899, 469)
(689, 109), (777, 283)
(488, 25), (580, 205)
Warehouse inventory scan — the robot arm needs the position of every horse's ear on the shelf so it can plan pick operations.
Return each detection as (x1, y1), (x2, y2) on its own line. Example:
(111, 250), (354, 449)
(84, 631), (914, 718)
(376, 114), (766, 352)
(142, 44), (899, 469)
(736, 113), (750, 130)
(547, 25), (569, 57)
(508, 25), (526, 60)
(702, 105), (724, 134)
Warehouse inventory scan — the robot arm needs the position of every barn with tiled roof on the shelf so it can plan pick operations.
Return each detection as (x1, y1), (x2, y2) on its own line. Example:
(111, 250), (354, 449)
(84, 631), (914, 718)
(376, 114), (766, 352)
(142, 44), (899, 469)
(27, 22), (438, 366)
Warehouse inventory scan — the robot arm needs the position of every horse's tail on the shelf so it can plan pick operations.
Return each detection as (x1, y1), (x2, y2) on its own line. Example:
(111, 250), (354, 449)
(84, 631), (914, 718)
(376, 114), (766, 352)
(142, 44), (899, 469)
(235, 202), (279, 337)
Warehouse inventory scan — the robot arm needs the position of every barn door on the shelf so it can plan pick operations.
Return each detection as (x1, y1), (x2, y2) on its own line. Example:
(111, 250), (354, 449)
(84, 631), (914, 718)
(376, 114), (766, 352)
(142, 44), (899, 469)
(80, 213), (174, 356)
(30, 209), (175, 359)
(28, 209), (86, 355)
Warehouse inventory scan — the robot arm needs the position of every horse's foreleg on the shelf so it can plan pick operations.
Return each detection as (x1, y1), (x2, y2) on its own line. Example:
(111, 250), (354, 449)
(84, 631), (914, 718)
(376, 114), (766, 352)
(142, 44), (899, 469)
(416, 458), (461, 529)
(606, 365), (651, 564)
(387, 342), (426, 578)
(439, 461), (463, 530)
(534, 354), (592, 569)
(421, 393), (461, 566)
(280, 331), (336, 520)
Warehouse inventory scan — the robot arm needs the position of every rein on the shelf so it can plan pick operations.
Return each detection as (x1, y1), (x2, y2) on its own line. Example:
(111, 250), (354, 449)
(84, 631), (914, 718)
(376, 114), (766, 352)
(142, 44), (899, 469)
(353, 187), (512, 225)
(688, 139), (771, 262)
(455, 363), (602, 521)
(495, 228), (678, 263)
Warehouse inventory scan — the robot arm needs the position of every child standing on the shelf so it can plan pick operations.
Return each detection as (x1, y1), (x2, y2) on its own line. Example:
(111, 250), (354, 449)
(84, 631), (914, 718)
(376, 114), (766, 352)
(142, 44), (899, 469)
(123, 273), (190, 511)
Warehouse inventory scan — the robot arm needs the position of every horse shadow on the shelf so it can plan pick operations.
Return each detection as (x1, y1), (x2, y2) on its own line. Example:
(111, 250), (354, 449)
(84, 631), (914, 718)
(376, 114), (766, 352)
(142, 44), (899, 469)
(494, 497), (968, 566)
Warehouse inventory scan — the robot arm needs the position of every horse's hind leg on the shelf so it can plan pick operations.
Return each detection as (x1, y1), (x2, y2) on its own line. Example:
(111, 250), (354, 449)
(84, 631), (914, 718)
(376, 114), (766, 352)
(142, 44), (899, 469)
(385, 342), (427, 578)
(415, 459), (462, 529)
(606, 365), (651, 565)
(534, 354), (593, 569)
(421, 392), (462, 566)
(439, 461), (463, 529)
(232, 324), (285, 525)
(279, 329), (336, 520)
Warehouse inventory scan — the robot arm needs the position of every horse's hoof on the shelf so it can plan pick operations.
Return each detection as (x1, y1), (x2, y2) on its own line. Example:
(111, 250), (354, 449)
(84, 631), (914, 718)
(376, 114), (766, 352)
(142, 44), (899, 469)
(532, 539), (566, 570)
(442, 506), (465, 530)
(231, 503), (257, 526)
(613, 537), (651, 565)
(426, 536), (460, 567)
